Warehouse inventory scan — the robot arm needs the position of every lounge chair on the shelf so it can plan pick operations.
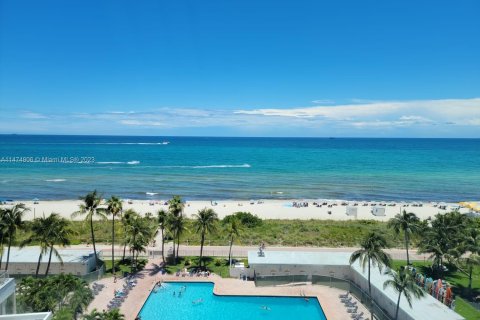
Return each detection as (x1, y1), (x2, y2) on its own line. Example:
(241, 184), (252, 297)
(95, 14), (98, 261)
(351, 312), (364, 319)
(338, 292), (349, 298)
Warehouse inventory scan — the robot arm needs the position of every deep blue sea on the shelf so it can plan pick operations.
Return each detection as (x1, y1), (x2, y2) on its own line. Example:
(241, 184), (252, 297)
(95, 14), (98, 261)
(0, 135), (479, 201)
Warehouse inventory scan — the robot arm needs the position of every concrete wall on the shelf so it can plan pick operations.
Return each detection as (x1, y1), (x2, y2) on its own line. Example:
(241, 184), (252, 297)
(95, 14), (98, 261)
(0, 312), (52, 320)
(250, 263), (351, 281)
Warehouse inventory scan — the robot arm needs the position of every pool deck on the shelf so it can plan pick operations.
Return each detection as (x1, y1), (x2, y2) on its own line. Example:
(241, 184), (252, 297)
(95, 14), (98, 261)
(87, 260), (368, 319)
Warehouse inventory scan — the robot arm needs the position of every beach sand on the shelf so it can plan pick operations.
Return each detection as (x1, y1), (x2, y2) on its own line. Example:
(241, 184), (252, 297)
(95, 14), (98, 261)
(2, 199), (469, 221)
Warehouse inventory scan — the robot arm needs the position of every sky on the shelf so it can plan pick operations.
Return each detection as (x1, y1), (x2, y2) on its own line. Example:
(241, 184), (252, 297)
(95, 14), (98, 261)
(0, 0), (479, 137)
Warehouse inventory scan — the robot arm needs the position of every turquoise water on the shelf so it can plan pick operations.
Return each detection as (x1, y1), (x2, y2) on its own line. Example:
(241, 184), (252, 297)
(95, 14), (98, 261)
(1, 135), (480, 201)
(138, 282), (326, 320)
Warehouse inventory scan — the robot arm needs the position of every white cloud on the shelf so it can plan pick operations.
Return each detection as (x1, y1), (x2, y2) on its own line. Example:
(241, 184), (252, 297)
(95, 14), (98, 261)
(235, 98), (480, 128)
(21, 111), (49, 119)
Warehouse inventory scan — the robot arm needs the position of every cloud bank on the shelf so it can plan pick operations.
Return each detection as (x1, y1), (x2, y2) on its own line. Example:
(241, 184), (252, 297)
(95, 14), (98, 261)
(2, 98), (480, 137)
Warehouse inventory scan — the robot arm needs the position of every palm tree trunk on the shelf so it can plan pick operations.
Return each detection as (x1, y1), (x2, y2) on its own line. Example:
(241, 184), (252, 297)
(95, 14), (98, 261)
(45, 246), (53, 275)
(172, 230), (176, 263)
(122, 239), (127, 261)
(131, 234), (136, 272)
(112, 215), (115, 275)
(405, 232), (410, 265)
(90, 214), (99, 268)
(0, 234), (4, 269)
(228, 235), (234, 266)
(468, 266), (473, 295)
(199, 232), (205, 267)
(5, 233), (13, 271)
(176, 233), (180, 262)
(161, 227), (165, 263)
(35, 253), (42, 277)
(395, 292), (402, 320)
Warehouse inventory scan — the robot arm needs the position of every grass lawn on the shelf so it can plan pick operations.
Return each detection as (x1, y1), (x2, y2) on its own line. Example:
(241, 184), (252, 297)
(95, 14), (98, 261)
(103, 258), (147, 277)
(392, 260), (480, 320)
(164, 256), (247, 278)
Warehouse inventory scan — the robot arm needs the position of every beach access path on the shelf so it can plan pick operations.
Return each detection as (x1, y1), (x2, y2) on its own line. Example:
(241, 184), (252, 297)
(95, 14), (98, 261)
(57, 243), (430, 261)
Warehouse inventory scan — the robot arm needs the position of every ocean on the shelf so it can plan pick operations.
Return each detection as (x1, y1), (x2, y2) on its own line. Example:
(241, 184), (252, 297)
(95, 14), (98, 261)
(0, 135), (479, 202)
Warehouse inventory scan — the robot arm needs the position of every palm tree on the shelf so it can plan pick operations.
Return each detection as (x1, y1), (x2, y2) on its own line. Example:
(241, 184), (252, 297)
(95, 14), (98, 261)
(350, 231), (391, 320)
(20, 215), (51, 276)
(225, 216), (243, 267)
(419, 212), (466, 277)
(350, 232), (391, 296)
(127, 215), (154, 271)
(45, 214), (73, 275)
(388, 210), (420, 265)
(167, 213), (187, 263)
(168, 195), (184, 217)
(121, 209), (136, 261)
(72, 190), (106, 267)
(193, 208), (218, 267)
(3, 203), (29, 270)
(106, 196), (122, 275)
(383, 267), (426, 320)
(157, 209), (168, 263)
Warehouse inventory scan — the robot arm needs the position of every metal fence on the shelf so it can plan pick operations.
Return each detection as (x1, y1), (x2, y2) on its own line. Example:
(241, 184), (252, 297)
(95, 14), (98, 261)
(254, 274), (393, 320)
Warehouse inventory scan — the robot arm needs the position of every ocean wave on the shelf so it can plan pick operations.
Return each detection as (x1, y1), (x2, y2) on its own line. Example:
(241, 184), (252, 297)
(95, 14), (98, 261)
(135, 164), (251, 169)
(96, 161), (140, 165)
(21, 142), (170, 145)
(45, 179), (66, 182)
(193, 164), (251, 168)
(96, 161), (124, 164)
(146, 192), (158, 196)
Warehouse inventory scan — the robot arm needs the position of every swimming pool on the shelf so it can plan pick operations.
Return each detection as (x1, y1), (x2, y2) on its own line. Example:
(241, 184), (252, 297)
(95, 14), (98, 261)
(138, 282), (327, 320)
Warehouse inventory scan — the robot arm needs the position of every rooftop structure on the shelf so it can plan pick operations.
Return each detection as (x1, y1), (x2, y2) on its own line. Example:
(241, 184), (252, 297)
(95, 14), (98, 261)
(247, 251), (464, 320)
(0, 247), (98, 276)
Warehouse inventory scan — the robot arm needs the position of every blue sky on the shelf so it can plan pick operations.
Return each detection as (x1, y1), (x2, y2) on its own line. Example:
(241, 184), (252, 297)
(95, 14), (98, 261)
(0, 0), (479, 137)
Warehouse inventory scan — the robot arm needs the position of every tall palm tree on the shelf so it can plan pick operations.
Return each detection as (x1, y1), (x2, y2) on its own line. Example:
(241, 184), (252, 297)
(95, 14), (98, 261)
(157, 209), (168, 263)
(193, 208), (218, 267)
(383, 267), (425, 320)
(127, 215), (153, 271)
(3, 203), (29, 270)
(45, 214), (73, 275)
(20, 215), (51, 276)
(225, 216), (243, 267)
(106, 196), (122, 275)
(350, 231), (391, 320)
(72, 190), (106, 267)
(388, 210), (420, 265)
(167, 213), (187, 263)
(121, 209), (136, 261)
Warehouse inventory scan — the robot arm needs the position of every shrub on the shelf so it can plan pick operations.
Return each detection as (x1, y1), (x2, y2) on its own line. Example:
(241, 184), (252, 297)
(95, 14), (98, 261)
(223, 212), (263, 228)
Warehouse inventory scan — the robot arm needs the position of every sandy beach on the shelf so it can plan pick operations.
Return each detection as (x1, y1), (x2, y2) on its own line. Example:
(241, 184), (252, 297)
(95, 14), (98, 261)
(2, 199), (471, 221)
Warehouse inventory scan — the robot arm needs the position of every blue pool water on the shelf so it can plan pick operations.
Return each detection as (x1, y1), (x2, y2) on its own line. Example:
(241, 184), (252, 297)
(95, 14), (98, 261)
(138, 282), (327, 320)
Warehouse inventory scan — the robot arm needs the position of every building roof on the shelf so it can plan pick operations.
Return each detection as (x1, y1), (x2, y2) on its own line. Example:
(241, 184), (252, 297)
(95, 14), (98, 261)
(2, 247), (96, 264)
(248, 250), (464, 320)
(248, 250), (351, 266)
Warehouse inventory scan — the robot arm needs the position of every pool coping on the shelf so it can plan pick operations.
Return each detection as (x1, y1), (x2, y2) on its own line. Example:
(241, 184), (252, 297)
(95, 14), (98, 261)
(136, 280), (328, 319)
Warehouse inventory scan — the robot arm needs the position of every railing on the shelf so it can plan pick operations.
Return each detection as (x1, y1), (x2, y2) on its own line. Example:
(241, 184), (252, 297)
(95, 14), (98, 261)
(0, 270), (9, 286)
(254, 274), (393, 320)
